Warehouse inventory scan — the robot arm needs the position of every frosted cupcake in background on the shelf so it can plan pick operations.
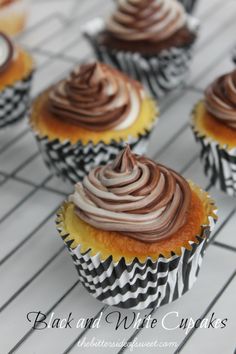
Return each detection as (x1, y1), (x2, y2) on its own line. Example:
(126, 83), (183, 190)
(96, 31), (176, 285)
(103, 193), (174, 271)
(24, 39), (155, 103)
(0, 0), (29, 36)
(84, 0), (199, 98)
(30, 61), (158, 183)
(0, 32), (34, 128)
(191, 69), (236, 196)
(56, 146), (217, 310)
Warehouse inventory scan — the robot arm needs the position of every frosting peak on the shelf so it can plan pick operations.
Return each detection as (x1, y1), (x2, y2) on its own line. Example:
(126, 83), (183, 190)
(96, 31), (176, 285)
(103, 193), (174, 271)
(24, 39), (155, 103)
(205, 70), (236, 130)
(107, 0), (187, 42)
(113, 145), (137, 173)
(48, 62), (143, 131)
(70, 146), (191, 242)
(0, 32), (13, 74)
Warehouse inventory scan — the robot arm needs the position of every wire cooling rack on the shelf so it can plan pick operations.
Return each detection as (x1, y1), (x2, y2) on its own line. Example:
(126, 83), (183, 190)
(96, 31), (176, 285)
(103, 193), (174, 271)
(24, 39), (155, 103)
(0, 0), (236, 353)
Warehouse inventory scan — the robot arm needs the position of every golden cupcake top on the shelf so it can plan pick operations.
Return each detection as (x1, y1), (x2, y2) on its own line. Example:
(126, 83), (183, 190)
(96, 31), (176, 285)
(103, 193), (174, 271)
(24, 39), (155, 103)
(0, 32), (13, 73)
(205, 69), (236, 130)
(69, 146), (191, 243)
(106, 0), (187, 42)
(0, 34), (33, 91)
(48, 61), (146, 132)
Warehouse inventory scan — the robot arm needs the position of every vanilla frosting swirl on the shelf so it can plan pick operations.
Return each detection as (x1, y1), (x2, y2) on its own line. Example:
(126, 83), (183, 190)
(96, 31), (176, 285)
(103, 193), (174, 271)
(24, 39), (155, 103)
(0, 32), (13, 73)
(70, 146), (191, 242)
(107, 0), (186, 42)
(48, 62), (143, 131)
(205, 70), (236, 129)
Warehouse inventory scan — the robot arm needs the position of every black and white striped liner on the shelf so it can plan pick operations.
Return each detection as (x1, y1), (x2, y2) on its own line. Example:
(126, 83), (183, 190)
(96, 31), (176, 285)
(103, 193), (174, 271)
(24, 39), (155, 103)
(192, 123), (236, 197)
(83, 16), (199, 99)
(34, 130), (151, 184)
(177, 0), (198, 13)
(0, 72), (33, 129)
(191, 103), (236, 196)
(232, 45), (236, 64)
(56, 201), (217, 310)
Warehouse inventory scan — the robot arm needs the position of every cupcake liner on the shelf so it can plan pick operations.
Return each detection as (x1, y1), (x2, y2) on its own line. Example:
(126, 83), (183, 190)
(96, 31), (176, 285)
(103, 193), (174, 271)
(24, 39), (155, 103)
(56, 195), (217, 310)
(232, 46), (236, 64)
(177, 0), (198, 13)
(0, 71), (33, 129)
(192, 121), (236, 196)
(34, 130), (151, 184)
(83, 16), (199, 98)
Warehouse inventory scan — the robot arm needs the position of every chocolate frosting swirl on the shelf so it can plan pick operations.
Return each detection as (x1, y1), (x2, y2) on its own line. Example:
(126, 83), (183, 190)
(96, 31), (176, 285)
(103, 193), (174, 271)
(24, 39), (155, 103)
(107, 0), (186, 42)
(205, 70), (236, 130)
(70, 146), (191, 242)
(0, 32), (13, 74)
(0, 0), (14, 7)
(48, 62), (143, 132)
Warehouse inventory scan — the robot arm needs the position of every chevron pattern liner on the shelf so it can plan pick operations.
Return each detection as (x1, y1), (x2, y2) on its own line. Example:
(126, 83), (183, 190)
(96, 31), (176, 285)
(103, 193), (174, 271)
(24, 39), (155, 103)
(0, 72), (33, 129)
(34, 130), (151, 184)
(56, 202), (217, 310)
(192, 121), (236, 197)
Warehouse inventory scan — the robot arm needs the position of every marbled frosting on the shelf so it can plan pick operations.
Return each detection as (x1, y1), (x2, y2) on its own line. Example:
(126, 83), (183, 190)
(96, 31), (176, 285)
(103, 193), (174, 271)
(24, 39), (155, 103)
(70, 146), (191, 242)
(48, 62), (144, 131)
(205, 70), (236, 130)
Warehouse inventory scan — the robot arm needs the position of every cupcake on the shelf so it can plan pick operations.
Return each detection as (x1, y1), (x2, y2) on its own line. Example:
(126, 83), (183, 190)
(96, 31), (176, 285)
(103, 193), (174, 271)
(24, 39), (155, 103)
(30, 61), (157, 184)
(192, 69), (236, 196)
(0, 32), (34, 129)
(56, 146), (217, 310)
(84, 0), (199, 98)
(0, 0), (29, 36)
